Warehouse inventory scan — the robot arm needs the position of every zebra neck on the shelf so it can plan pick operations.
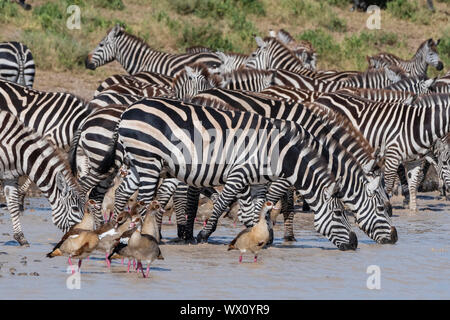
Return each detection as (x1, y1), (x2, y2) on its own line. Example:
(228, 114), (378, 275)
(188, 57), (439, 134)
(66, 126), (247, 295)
(115, 35), (173, 75)
(407, 49), (428, 76)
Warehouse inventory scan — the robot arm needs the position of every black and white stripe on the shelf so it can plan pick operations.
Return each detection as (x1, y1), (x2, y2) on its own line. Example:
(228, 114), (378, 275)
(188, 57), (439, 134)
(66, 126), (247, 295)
(86, 25), (221, 77)
(0, 110), (83, 245)
(0, 41), (35, 87)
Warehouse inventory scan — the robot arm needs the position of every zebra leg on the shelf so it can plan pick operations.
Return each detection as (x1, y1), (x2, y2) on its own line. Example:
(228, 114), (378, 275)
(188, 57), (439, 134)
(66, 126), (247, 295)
(280, 190), (296, 242)
(3, 179), (29, 246)
(173, 183), (188, 240)
(266, 179), (293, 243)
(184, 186), (201, 244)
(197, 175), (253, 243)
(405, 161), (424, 213)
(418, 160), (430, 192)
(154, 178), (179, 238)
(88, 174), (117, 227)
(397, 164), (410, 207)
(113, 165), (140, 219)
(17, 176), (33, 212)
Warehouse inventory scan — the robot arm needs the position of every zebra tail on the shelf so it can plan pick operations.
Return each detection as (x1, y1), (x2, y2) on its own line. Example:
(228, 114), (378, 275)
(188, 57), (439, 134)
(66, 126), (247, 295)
(68, 127), (83, 176)
(97, 121), (121, 175)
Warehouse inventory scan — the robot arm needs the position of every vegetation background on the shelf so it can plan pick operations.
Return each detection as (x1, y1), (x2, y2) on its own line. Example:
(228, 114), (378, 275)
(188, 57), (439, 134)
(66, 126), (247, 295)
(0, 0), (449, 99)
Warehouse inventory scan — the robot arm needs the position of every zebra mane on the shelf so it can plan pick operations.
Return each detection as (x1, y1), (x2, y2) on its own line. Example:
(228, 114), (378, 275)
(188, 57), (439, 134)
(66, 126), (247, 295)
(274, 29), (315, 53)
(413, 93), (450, 108)
(221, 68), (275, 86)
(305, 101), (376, 160)
(262, 36), (304, 60)
(186, 46), (213, 54)
(172, 62), (222, 89)
(189, 96), (239, 112)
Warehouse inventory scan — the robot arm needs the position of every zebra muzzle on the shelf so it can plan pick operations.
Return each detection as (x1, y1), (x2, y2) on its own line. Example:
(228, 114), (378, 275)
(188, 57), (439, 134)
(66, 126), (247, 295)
(85, 56), (96, 70)
(436, 61), (444, 71)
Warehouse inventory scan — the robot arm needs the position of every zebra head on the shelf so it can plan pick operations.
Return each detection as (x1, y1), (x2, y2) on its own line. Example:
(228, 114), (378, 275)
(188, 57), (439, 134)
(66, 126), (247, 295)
(424, 39), (444, 71)
(314, 180), (358, 251)
(85, 24), (122, 70)
(245, 36), (271, 70)
(172, 64), (220, 100)
(428, 136), (450, 190)
(355, 174), (398, 244)
(52, 171), (84, 232)
(212, 51), (249, 76)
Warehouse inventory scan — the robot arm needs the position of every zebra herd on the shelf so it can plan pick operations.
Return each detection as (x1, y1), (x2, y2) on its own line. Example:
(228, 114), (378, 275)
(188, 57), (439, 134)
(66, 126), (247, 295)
(0, 25), (448, 264)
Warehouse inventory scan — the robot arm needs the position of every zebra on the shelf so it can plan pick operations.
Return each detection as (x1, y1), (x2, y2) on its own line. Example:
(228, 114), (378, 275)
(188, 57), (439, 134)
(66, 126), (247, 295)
(0, 41), (35, 87)
(94, 71), (173, 96)
(272, 66), (406, 92)
(367, 39), (443, 78)
(0, 110), (83, 245)
(167, 67), (393, 242)
(109, 97), (361, 250)
(313, 92), (450, 212)
(220, 68), (275, 92)
(268, 29), (317, 71)
(335, 88), (417, 104)
(383, 76), (435, 95)
(101, 82), (172, 98)
(88, 92), (144, 109)
(0, 79), (94, 215)
(85, 24), (221, 77)
(210, 51), (249, 76)
(247, 36), (359, 82)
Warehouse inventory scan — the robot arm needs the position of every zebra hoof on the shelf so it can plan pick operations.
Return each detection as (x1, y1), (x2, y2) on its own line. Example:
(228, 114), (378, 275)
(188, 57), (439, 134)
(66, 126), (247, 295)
(338, 232), (358, 251)
(402, 198), (410, 207)
(184, 237), (197, 245)
(196, 231), (209, 244)
(0, 203), (7, 209)
(14, 232), (29, 247)
(177, 225), (186, 240)
(19, 204), (24, 212)
(283, 235), (297, 242)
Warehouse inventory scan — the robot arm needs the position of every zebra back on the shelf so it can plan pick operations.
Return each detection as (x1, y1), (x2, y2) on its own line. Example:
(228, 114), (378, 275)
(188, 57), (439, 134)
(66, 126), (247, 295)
(0, 79), (93, 150)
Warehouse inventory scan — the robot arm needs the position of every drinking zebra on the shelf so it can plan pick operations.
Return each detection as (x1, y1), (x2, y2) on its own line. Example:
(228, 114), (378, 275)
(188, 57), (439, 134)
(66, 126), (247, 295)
(0, 79), (94, 222)
(85, 24), (221, 77)
(0, 41), (35, 87)
(107, 97), (361, 249)
(0, 110), (83, 245)
(313, 92), (450, 212)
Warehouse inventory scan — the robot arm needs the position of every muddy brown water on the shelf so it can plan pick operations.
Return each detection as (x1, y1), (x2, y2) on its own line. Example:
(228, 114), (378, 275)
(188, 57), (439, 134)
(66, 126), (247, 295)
(0, 193), (449, 299)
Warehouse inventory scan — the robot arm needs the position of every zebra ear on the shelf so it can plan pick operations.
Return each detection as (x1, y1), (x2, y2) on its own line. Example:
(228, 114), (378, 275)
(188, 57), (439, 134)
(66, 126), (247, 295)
(436, 39), (441, 46)
(216, 51), (227, 63)
(184, 65), (195, 79)
(255, 36), (266, 48)
(424, 78), (436, 89)
(425, 154), (437, 167)
(367, 176), (380, 194)
(56, 172), (69, 197)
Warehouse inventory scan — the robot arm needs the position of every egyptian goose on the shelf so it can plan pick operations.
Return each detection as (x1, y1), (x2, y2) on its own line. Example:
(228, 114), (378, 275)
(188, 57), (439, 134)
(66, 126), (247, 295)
(101, 165), (128, 221)
(228, 201), (273, 263)
(109, 201), (164, 278)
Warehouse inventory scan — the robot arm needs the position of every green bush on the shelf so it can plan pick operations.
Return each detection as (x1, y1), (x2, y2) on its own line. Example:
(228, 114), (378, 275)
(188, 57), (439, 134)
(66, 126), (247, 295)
(0, 0), (20, 23)
(33, 2), (64, 33)
(92, 0), (125, 10)
(178, 24), (234, 52)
